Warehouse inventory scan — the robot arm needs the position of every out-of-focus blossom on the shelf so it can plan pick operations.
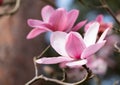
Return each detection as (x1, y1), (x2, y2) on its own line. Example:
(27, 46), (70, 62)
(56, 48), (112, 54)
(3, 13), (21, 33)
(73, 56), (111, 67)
(85, 14), (113, 33)
(87, 34), (120, 75)
(36, 22), (108, 68)
(98, 34), (120, 58)
(27, 5), (86, 39)
(66, 68), (87, 82)
(87, 57), (108, 75)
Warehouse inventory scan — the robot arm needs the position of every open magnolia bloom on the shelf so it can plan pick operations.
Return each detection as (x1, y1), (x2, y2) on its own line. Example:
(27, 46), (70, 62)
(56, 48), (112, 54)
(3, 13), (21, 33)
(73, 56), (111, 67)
(36, 22), (109, 68)
(85, 14), (113, 33)
(27, 5), (86, 39)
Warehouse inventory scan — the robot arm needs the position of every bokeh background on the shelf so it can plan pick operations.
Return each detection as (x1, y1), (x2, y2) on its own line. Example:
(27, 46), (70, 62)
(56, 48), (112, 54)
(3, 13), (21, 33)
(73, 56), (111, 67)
(0, 0), (120, 85)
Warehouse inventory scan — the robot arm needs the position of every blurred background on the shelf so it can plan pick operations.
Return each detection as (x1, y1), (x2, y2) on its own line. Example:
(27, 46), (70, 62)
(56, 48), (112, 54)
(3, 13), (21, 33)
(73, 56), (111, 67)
(0, 0), (120, 85)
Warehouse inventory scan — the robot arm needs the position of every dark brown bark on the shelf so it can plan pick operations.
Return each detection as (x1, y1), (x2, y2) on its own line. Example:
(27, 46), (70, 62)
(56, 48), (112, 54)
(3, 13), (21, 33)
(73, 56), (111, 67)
(0, 0), (54, 85)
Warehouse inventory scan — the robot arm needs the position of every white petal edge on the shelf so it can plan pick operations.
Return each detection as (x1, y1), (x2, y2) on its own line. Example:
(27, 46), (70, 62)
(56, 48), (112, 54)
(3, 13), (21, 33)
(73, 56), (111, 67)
(97, 28), (109, 43)
(66, 59), (87, 68)
(50, 31), (68, 57)
(36, 56), (73, 64)
(84, 22), (100, 47)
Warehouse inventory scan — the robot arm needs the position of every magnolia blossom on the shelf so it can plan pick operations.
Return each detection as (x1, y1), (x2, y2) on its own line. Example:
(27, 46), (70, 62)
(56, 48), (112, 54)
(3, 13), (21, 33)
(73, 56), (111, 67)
(27, 5), (86, 39)
(36, 22), (109, 68)
(85, 14), (113, 33)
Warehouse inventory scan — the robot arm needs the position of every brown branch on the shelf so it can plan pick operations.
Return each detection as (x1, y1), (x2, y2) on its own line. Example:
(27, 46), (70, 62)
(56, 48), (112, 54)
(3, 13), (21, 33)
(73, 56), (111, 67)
(26, 73), (89, 85)
(25, 45), (51, 85)
(94, 75), (101, 85)
(78, 0), (105, 8)
(37, 45), (50, 59)
(0, 0), (20, 16)
(100, 0), (120, 25)
(61, 68), (67, 81)
(78, 0), (120, 26)
(114, 42), (120, 53)
(25, 64), (92, 85)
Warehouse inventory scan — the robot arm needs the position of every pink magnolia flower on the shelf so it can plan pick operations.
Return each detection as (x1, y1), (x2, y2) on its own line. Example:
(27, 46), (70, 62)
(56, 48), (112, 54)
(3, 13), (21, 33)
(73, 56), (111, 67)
(85, 14), (113, 33)
(36, 22), (109, 68)
(27, 5), (87, 39)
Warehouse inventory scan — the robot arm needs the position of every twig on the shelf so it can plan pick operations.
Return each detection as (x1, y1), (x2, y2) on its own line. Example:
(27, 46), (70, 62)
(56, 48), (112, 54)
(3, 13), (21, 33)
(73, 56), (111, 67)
(82, 65), (93, 79)
(0, 0), (20, 16)
(100, 0), (120, 25)
(8, 0), (20, 14)
(25, 57), (39, 85)
(61, 68), (67, 82)
(37, 45), (50, 59)
(114, 42), (120, 53)
(33, 57), (38, 77)
(78, 0), (105, 8)
(113, 27), (120, 34)
(25, 45), (50, 85)
(78, 0), (120, 26)
(25, 72), (89, 85)
(25, 64), (92, 85)
(25, 76), (39, 85)
(94, 75), (101, 85)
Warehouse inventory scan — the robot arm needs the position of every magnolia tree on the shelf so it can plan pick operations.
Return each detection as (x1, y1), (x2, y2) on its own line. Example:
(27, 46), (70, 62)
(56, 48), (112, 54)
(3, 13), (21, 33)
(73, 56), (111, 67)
(25, 3), (120, 85)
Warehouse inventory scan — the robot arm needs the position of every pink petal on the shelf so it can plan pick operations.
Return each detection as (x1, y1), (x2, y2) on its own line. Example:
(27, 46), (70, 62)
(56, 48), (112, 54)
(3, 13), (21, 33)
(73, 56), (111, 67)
(66, 32), (86, 59)
(84, 22), (100, 47)
(27, 19), (43, 28)
(81, 41), (106, 59)
(59, 62), (68, 68)
(50, 32), (68, 57)
(49, 8), (67, 31)
(96, 14), (103, 23)
(66, 59), (87, 68)
(27, 19), (53, 31)
(97, 28), (109, 43)
(72, 20), (87, 31)
(27, 28), (47, 39)
(65, 10), (79, 31)
(36, 56), (73, 64)
(41, 5), (55, 22)
(84, 21), (94, 32)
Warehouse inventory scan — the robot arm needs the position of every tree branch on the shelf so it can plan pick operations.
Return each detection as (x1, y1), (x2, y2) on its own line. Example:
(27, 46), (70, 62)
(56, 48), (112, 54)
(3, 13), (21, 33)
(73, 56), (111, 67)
(37, 45), (50, 59)
(0, 0), (20, 16)
(25, 64), (93, 85)
(100, 0), (120, 25)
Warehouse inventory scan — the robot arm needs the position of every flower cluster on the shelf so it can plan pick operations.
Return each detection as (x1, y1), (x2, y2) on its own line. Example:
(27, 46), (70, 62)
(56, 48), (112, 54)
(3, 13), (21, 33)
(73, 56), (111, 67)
(27, 5), (112, 74)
